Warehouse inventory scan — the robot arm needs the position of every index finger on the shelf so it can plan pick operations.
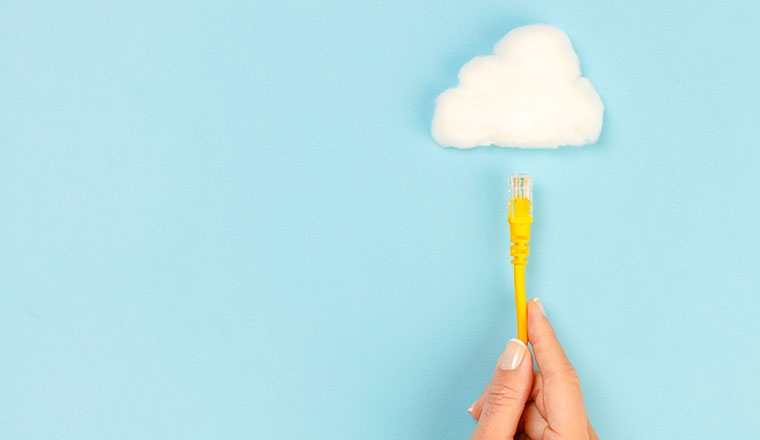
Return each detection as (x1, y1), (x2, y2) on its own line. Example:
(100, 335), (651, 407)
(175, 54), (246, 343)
(527, 298), (587, 438)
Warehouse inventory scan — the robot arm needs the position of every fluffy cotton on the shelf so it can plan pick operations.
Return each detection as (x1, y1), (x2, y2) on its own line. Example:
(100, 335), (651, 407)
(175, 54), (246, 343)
(431, 24), (603, 149)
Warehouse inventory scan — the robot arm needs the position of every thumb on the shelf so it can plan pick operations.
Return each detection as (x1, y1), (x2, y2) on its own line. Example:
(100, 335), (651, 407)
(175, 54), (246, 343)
(471, 339), (534, 440)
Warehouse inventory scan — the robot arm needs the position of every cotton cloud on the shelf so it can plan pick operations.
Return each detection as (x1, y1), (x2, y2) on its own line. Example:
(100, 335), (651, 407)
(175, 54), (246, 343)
(431, 24), (603, 149)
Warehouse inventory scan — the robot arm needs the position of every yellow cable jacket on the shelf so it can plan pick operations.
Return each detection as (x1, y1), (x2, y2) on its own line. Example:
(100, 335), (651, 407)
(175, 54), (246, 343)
(513, 264), (528, 344)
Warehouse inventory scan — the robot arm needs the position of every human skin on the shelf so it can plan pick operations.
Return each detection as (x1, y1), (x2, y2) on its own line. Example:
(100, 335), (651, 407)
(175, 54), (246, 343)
(468, 298), (599, 440)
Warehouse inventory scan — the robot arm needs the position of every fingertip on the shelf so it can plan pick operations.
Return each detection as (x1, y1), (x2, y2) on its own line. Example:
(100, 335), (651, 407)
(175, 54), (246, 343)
(499, 338), (528, 371)
(527, 298), (578, 386)
(529, 297), (546, 317)
(527, 298), (551, 341)
(472, 342), (535, 437)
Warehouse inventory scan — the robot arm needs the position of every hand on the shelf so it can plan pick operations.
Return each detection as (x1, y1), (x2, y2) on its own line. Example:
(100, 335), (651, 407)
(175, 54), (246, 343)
(468, 298), (598, 440)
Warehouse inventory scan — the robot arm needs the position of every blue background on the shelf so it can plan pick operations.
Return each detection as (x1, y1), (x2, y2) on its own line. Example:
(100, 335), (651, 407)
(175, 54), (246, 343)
(2, 0), (759, 438)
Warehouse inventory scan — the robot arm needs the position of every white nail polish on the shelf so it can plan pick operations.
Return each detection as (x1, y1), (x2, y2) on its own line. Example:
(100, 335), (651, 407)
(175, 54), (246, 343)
(499, 339), (527, 370)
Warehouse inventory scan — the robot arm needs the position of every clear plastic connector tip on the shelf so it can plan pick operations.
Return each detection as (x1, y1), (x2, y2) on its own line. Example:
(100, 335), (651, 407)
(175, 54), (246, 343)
(508, 174), (533, 217)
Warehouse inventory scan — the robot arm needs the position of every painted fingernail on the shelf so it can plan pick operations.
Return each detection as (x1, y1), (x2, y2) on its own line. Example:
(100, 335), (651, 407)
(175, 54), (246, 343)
(499, 339), (527, 370)
(532, 297), (546, 317)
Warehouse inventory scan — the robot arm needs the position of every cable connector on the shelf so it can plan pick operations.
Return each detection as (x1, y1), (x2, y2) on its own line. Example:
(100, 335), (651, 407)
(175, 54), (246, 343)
(508, 174), (533, 265)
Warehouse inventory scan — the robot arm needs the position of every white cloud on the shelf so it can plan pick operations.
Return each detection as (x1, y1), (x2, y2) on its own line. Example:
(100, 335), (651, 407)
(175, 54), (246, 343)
(431, 24), (604, 149)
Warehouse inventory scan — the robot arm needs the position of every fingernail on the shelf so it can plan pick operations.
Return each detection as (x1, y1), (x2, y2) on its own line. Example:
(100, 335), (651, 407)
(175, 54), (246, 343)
(532, 297), (546, 317)
(499, 339), (527, 370)
(467, 406), (473, 414)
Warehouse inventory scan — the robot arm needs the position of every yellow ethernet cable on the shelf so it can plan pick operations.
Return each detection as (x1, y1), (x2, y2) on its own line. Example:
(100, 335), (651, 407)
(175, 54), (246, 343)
(508, 174), (533, 344)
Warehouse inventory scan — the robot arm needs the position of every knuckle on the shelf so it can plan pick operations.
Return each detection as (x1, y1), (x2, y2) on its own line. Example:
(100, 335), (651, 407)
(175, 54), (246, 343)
(485, 382), (522, 409)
